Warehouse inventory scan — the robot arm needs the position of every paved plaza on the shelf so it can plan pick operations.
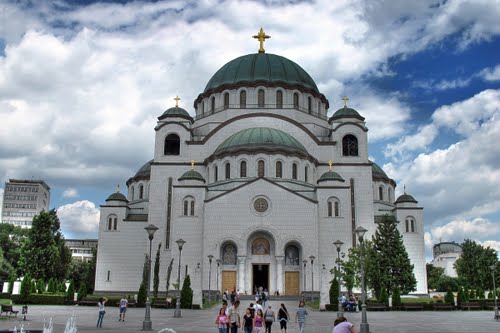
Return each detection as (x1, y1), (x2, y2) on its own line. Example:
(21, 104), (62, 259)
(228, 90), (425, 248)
(0, 300), (499, 333)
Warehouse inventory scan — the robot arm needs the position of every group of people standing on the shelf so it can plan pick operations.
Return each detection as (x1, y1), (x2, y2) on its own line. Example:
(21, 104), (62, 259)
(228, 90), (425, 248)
(215, 299), (309, 333)
(95, 296), (128, 328)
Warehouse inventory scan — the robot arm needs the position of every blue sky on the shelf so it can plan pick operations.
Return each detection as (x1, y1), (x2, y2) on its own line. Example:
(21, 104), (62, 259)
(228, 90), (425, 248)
(0, 0), (499, 259)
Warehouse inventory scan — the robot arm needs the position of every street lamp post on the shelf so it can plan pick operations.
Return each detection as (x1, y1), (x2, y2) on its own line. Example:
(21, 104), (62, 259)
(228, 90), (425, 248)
(303, 259), (307, 295)
(309, 255), (315, 300)
(491, 264), (499, 320)
(333, 240), (344, 318)
(216, 259), (221, 298)
(142, 224), (158, 331)
(354, 226), (369, 333)
(207, 254), (214, 304)
(174, 238), (186, 318)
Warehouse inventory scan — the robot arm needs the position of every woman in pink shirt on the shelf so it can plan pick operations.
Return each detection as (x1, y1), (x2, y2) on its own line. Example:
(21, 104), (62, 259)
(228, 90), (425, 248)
(253, 309), (264, 333)
(333, 316), (357, 333)
(215, 307), (229, 333)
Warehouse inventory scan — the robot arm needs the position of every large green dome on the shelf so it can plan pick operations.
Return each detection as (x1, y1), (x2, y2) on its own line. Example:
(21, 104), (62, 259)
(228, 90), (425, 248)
(204, 53), (319, 94)
(214, 127), (308, 156)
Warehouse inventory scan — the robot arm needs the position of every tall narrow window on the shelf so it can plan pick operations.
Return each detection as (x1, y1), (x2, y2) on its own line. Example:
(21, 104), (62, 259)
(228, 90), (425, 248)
(225, 163), (231, 179)
(164, 134), (180, 155)
(190, 201), (195, 216)
(328, 201), (332, 217)
(214, 166), (218, 182)
(388, 188), (392, 202)
(107, 270), (110, 281)
(139, 185), (144, 199)
(240, 91), (246, 109)
(379, 186), (384, 201)
(113, 218), (117, 230)
(276, 161), (283, 178)
(318, 101), (321, 114)
(304, 166), (308, 182)
(240, 161), (247, 177)
(405, 219), (409, 232)
(293, 93), (299, 109)
(411, 220), (415, 232)
(276, 90), (283, 108)
(107, 217), (112, 230)
(224, 93), (229, 109)
(183, 201), (188, 216)
(258, 160), (265, 177)
(292, 163), (298, 180)
(342, 135), (358, 156)
(308, 97), (312, 113)
(211, 96), (215, 112)
(130, 186), (134, 200)
(258, 89), (265, 107)
(201, 101), (205, 115)
(334, 202), (339, 217)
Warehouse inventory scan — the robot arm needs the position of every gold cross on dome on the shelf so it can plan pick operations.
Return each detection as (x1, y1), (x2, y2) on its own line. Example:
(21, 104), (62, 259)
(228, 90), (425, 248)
(174, 95), (181, 107)
(404, 184), (406, 194)
(253, 28), (271, 53)
(115, 184), (120, 193)
(328, 160), (333, 171)
(191, 160), (195, 170)
(342, 96), (349, 107)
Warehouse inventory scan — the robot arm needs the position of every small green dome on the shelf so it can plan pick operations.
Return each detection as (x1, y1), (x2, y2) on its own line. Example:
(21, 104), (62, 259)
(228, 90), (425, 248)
(371, 162), (389, 180)
(135, 160), (152, 178)
(159, 106), (192, 120)
(106, 191), (128, 202)
(214, 127), (308, 156)
(178, 170), (205, 183)
(317, 170), (345, 183)
(329, 106), (365, 122)
(204, 53), (319, 94)
(395, 193), (418, 204)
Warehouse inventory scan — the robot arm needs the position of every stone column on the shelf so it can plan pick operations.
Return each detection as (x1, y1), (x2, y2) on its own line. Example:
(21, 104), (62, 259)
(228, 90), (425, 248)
(193, 262), (202, 306)
(275, 256), (284, 295)
(237, 256), (246, 293)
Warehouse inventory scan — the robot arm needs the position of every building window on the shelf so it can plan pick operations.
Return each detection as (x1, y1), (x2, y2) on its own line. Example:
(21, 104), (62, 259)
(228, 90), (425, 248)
(139, 185), (144, 199)
(388, 188), (392, 202)
(258, 160), (265, 177)
(190, 201), (195, 216)
(164, 133), (180, 155)
(308, 97), (312, 113)
(130, 186), (134, 200)
(405, 217), (416, 232)
(276, 90), (283, 108)
(183, 197), (195, 216)
(379, 186), (384, 201)
(328, 198), (340, 217)
(342, 134), (358, 156)
(240, 91), (246, 108)
(107, 217), (112, 230)
(183, 200), (188, 216)
(113, 218), (117, 230)
(285, 245), (300, 265)
(304, 166), (308, 182)
(240, 161), (247, 177)
(201, 101), (205, 115)
(258, 89), (265, 107)
(222, 243), (237, 265)
(214, 166), (218, 182)
(293, 93), (299, 109)
(276, 161), (282, 178)
(328, 202), (332, 217)
(224, 93), (229, 109)
(411, 219), (415, 232)
(292, 163), (298, 180)
(225, 163), (231, 179)
(107, 270), (111, 281)
(211, 96), (215, 112)
(335, 202), (339, 217)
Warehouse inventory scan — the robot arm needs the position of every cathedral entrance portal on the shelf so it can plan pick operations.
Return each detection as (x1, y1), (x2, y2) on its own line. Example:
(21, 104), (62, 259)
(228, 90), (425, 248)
(252, 264), (269, 292)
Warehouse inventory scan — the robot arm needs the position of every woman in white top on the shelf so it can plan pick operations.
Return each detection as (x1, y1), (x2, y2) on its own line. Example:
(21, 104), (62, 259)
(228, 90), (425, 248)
(96, 297), (108, 328)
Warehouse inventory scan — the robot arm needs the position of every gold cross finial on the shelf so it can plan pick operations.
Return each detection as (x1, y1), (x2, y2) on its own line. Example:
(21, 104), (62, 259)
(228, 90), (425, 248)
(174, 95), (181, 107)
(328, 160), (333, 171)
(191, 160), (195, 170)
(253, 28), (271, 53)
(342, 96), (349, 107)
(403, 184), (406, 194)
(115, 184), (120, 193)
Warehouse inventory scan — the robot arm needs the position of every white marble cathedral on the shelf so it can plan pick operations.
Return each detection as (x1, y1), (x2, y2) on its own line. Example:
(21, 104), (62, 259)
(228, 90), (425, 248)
(95, 29), (427, 306)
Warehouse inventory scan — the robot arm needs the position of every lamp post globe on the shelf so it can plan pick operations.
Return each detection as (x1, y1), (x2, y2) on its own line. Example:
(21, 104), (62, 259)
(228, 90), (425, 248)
(208, 255), (214, 303)
(333, 240), (344, 318)
(142, 224), (158, 331)
(174, 238), (186, 318)
(354, 226), (369, 333)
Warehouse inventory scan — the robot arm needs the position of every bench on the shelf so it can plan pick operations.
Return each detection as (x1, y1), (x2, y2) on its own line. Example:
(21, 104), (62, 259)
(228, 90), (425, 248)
(152, 298), (173, 308)
(1, 304), (19, 317)
(461, 302), (481, 310)
(484, 302), (497, 310)
(433, 303), (454, 310)
(401, 303), (424, 311)
(78, 299), (98, 306)
(366, 303), (388, 311)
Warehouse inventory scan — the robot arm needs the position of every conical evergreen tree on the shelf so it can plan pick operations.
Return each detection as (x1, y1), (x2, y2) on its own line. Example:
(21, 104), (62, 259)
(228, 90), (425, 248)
(153, 243), (162, 298)
(444, 289), (455, 306)
(180, 274), (193, 309)
(368, 215), (417, 294)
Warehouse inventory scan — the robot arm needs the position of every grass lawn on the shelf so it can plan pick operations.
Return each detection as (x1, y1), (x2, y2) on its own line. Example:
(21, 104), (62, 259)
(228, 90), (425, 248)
(306, 299), (320, 310)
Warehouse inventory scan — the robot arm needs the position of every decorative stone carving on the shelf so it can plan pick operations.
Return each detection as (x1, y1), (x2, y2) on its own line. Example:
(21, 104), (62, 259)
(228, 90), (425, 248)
(285, 245), (299, 265)
(222, 243), (237, 265)
(252, 238), (270, 255)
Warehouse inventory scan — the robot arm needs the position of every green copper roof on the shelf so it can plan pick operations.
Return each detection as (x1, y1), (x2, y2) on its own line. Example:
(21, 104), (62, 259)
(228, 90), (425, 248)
(317, 170), (345, 183)
(160, 106), (191, 118)
(204, 53), (319, 93)
(105, 191), (128, 202)
(215, 127), (308, 156)
(395, 193), (418, 204)
(178, 170), (205, 183)
(371, 162), (389, 180)
(135, 160), (152, 178)
(329, 106), (365, 122)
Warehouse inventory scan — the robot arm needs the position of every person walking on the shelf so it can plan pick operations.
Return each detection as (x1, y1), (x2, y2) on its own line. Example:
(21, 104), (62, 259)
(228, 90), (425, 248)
(216, 307), (229, 333)
(228, 300), (240, 333)
(294, 300), (308, 333)
(253, 308), (265, 333)
(96, 297), (108, 328)
(118, 296), (128, 322)
(242, 307), (254, 333)
(333, 316), (357, 333)
(277, 303), (290, 333)
(263, 304), (275, 333)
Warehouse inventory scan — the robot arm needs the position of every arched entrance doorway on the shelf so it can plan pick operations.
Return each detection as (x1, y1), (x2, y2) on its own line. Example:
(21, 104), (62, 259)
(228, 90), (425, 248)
(246, 231), (276, 294)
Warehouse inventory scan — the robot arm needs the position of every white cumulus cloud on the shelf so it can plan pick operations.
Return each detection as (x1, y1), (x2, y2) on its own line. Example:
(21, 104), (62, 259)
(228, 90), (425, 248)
(62, 188), (79, 198)
(57, 200), (100, 239)
(480, 64), (500, 82)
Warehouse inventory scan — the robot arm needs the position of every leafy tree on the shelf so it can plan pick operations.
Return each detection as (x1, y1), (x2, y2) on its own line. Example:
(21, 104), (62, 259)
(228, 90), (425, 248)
(20, 274), (32, 303)
(426, 264), (445, 291)
(0, 224), (29, 277)
(341, 245), (362, 293)
(379, 288), (389, 306)
(367, 215), (417, 295)
(392, 287), (401, 307)
(153, 243), (162, 298)
(444, 289), (455, 306)
(66, 280), (75, 301)
(18, 210), (71, 281)
(165, 258), (174, 295)
(67, 259), (90, 290)
(180, 274), (193, 309)
(0, 248), (14, 281)
(86, 248), (97, 294)
(455, 239), (498, 289)
(329, 277), (339, 306)
(436, 276), (460, 292)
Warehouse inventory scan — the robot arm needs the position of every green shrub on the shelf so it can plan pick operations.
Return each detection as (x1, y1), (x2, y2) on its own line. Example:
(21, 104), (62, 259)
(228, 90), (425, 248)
(59, 282), (67, 293)
(457, 287), (466, 306)
(468, 289), (476, 300)
(137, 282), (147, 307)
(379, 288), (389, 306)
(66, 280), (74, 301)
(180, 274), (193, 309)
(77, 283), (87, 301)
(476, 287), (485, 299)
(36, 279), (45, 294)
(12, 293), (65, 305)
(8, 276), (16, 295)
(392, 287), (401, 307)
(325, 303), (338, 311)
(19, 275), (32, 303)
(444, 289), (454, 306)
(329, 277), (339, 305)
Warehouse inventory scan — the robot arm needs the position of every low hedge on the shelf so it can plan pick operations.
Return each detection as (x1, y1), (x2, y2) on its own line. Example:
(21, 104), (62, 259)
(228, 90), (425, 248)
(82, 295), (124, 307)
(12, 294), (65, 305)
(325, 304), (338, 311)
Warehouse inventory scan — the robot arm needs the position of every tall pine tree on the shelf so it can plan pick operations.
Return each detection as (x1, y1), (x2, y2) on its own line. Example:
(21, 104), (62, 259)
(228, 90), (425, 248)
(368, 215), (417, 295)
(153, 243), (162, 298)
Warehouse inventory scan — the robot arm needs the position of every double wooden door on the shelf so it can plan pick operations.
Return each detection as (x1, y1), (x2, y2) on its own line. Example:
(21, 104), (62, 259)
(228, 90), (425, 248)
(285, 271), (300, 295)
(222, 271), (237, 292)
